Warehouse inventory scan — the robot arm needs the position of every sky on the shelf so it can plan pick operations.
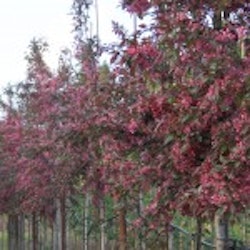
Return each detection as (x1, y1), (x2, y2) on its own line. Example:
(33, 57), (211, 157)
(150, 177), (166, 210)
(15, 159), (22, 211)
(0, 0), (134, 91)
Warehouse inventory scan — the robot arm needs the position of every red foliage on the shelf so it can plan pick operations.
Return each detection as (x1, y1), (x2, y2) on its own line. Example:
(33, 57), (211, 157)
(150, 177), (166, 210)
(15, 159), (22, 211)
(122, 0), (151, 16)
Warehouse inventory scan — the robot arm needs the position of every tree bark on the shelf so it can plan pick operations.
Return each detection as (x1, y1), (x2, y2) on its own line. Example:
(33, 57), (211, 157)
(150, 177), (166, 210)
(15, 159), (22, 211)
(18, 213), (25, 250)
(195, 218), (202, 250)
(118, 199), (127, 250)
(167, 225), (174, 250)
(95, 0), (99, 44)
(28, 216), (32, 250)
(213, 11), (224, 30)
(7, 213), (25, 250)
(100, 197), (106, 250)
(61, 195), (67, 250)
(214, 212), (228, 250)
(138, 191), (146, 250)
(83, 192), (90, 250)
(32, 213), (39, 250)
(8, 214), (18, 250)
(53, 198), (62, 250)
(42, 217), (48, 250)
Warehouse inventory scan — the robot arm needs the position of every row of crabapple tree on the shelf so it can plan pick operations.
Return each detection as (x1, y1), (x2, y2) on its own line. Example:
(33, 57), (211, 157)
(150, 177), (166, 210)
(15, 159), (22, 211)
(0, 36), (102, 249)
(0, 0), (249, 249)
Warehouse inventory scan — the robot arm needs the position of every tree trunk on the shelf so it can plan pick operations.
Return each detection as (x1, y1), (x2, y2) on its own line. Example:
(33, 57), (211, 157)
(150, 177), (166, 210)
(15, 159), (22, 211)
(100, 197), (106, 250)
(66, 197), (70, 250)
(84, 192), (90, 250)
(0, 216), (5, 250)
(244, 210), (250, 246)
(8, 213), (25, 250)
(61, 195), (67, 250)
(239, 36), (246, 59)
(42, 217), (48, 250)
(95, 0), (99, 44)
(214, 212), (228, 250)
(118, 199), (127, 250)
(28, 216), (32, 250)
(138, 191), (146, 250)
(32, 213), (39, 250)
(213, 10), (225, 30)
(8, 214), (18, 250)
(195, 218), (202, 250)
(18, 213), (25, 250)
(53, 198), (62, 250)
(167, 225), (174, 250)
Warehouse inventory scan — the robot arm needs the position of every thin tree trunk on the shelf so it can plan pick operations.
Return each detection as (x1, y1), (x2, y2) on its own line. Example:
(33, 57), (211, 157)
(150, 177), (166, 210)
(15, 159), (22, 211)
(214, 212), (228, 250)
(1, 216), (4, 250)
(61, 195), (67, 250)
(100, 197), (106, 250)
(95, 0), (99, 47)
(118, 198), (127, 250)
(133, 13), (137, 43)
(243, 210), (249, 246)
(28, 215), (32, 250)
(84, 192), (90, 250)
(167, 225), (174, 250)
(8, 214), (18, 250)
(239, 35), (246, 59)
(53, 198), (62, 250)
(213, 11), (223, 30)
(66, 197), (70, 250)
(32, 213), (39, 250)
(42, 217), (48, 250)
(195, 218), (202, 250)
(18, 213), (25, 250)
(138, 191), (146, 250)
(39, 217), (43, 249)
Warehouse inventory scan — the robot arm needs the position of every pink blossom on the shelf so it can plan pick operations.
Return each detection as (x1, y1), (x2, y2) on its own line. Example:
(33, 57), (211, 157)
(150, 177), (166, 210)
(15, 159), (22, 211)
(176, 11), (188, 22)
(146, 200), (158, 214)
(127, 119), (138, 134)
(211, 194), (227, 205)
(215, 28), (237, 43)
(127, 45), (137, 56)
(133, 218), (142, 227)
(180, 93), (192, 109)
(235, 26), (247, 40)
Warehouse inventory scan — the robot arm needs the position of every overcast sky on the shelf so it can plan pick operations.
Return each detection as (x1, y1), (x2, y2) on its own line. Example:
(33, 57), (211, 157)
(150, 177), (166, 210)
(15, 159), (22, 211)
(0, 0), (134, 91)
